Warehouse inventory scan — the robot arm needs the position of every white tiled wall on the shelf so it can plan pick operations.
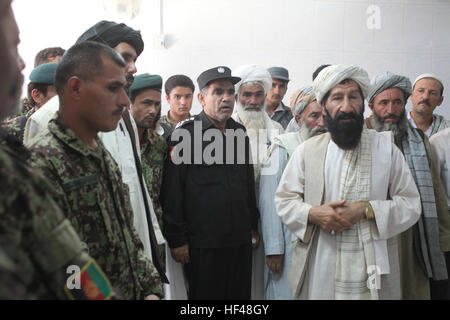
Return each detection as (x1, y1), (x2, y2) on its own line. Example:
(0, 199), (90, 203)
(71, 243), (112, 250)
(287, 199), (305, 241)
(14, 0), (450, 118)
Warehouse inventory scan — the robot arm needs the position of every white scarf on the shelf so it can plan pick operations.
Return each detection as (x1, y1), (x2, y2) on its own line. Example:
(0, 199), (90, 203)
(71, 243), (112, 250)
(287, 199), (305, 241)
(334, 130), (378, 300)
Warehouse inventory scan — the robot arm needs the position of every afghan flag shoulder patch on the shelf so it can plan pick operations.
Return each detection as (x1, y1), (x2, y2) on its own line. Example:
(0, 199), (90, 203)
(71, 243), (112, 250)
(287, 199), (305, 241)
(64, 259), (114, 300)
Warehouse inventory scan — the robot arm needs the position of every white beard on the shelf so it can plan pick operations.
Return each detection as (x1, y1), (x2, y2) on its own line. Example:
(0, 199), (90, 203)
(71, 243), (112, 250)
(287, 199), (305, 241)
(236, 101), (267, 132)
(236, 101), (269, 183)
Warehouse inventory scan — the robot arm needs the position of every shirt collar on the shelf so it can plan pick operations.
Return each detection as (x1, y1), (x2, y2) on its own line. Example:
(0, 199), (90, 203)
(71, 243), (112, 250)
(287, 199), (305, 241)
(155, 121), (164, 136)
(274, 102), (285, 113)
(49, 113), (104, 158)
(167, 110), (192, 125)
(166, 111), (175, 124)
(407, 111), (434, 137)
(198, 110), (239, 131)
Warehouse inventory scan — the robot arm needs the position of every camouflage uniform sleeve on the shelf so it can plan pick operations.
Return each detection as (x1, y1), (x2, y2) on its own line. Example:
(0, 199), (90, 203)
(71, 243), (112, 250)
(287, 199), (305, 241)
(0, 247), (29, 299)
(136, 245), (164, 299)
(122, 189), (164, 299)
(29, 146), (69, 210)
(28, 169), (117, 299)
(26, 149), (116, 299)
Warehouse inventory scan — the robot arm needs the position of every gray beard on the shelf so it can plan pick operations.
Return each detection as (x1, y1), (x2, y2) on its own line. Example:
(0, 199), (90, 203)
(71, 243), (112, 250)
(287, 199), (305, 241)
(299, 121), (328, 141)
(372, 110), (408, 141)
(236, 101), (267, 131)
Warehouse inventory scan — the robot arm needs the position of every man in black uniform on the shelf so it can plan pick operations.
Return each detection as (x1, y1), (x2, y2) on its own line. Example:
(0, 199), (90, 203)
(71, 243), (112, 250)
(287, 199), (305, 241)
(161, 66), (260, 300)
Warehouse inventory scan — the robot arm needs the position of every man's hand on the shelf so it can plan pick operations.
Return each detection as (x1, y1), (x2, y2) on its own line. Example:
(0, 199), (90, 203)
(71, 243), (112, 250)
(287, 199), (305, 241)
(251, 229), (260, 249)
(171, 244), (190, 264)
(335, 202), (366, 225)
(266, 254), (284, 274)
(308, 200), (352, 233)
(145, 295), (160, 300)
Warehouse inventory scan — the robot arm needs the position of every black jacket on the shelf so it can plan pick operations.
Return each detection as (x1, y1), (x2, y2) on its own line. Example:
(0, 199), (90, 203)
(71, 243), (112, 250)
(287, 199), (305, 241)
(160, 111), (259, 249)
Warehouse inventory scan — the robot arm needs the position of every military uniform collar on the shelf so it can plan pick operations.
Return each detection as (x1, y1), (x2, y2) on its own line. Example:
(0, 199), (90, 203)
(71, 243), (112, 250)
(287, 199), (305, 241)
(166, 111), (192, 125)
(155, 121), (164, 136)
(49, 113), (104, 158)
(165, 111), (175, 124)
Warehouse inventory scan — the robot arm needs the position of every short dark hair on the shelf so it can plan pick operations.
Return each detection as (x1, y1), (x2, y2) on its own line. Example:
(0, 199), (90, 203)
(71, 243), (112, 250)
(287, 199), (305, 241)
(27, 82), (51, 108)
(312, 64), (331, 81)
(54, 41), (125, 95)
(34, 47), (66, 67)
(164, 75), (195, 96)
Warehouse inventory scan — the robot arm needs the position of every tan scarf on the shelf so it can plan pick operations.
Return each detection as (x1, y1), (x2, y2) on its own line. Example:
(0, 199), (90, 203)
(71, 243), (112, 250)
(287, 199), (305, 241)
(334, 130), (378, 299)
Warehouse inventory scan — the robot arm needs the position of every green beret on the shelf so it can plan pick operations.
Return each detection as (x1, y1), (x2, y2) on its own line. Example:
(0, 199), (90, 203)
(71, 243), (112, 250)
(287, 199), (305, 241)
(130, 73), (163, 93)
(29, 62), (58, 84)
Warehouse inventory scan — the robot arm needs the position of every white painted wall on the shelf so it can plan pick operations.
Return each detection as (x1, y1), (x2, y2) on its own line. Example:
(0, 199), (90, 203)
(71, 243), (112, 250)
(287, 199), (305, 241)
(13, 0), (450, 118)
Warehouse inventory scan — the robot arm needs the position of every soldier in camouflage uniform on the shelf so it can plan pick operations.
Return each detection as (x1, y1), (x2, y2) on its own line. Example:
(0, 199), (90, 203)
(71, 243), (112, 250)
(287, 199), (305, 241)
(129, 74), (167, 269)
(0, 1), (116, 300)
(29, 41), (163, 300)
(2, 63), (58, 142)
(1, 131), (117, 300)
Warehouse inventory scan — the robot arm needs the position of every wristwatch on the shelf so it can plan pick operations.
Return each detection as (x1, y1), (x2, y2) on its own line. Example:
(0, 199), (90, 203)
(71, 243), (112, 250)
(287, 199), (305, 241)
(365, 201), (375, 220)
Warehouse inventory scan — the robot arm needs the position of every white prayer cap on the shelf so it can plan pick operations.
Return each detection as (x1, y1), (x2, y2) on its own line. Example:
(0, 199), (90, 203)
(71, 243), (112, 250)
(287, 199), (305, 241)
(312, 64), (370, 104)
(413, 73), (444, 93)
(233, 65), (272, 95)
(367, 71), (412, 103)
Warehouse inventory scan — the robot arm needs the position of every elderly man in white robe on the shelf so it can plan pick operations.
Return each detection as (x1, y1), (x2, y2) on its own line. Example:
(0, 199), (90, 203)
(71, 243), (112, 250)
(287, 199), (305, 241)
(430, 128), (450, 299)
(285, 86), (313, 133)
(231, 64), (283, 300)
(259, 90), (327, 300)
(431, 127), (450, 211)
(275, 64), (421, 300)
(366, 71), (450, 300)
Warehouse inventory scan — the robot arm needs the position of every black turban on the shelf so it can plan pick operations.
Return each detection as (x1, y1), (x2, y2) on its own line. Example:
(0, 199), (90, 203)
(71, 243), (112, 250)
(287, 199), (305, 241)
(76, 20), (144, 57)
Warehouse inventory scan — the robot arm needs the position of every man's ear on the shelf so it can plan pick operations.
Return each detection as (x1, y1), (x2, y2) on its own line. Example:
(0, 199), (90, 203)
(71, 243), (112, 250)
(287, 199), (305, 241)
(198, 92), (205, 107)
(437, 95), (444, 107)
(368, 102), (374, 111)
(165, 94), (170, 104)
(31, 89), (43, 105)
(66, 76), (83, 100)
(295, 114), (302, 126)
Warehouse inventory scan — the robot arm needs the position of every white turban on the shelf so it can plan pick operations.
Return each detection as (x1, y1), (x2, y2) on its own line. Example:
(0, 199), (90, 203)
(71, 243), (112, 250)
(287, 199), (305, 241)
(233, 64), (272, 95)
(413, 73), (444, 93)
(367, 71), (412, 103)
(293, 86), (315, 115)
(312, 64), (370, 104)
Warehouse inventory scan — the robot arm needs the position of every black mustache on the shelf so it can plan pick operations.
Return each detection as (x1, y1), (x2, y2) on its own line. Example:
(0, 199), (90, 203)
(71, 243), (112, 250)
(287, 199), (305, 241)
(335, 112), (358, 121)
(419, 99), (431, 106)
